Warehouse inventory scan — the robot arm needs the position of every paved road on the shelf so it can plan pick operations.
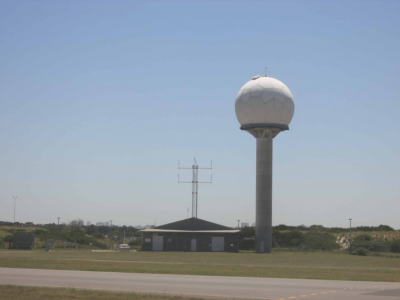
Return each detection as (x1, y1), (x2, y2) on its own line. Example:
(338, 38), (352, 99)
(0, 268), (399, 299)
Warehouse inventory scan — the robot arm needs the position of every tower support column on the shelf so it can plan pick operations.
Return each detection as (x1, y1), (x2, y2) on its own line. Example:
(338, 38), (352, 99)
(256, 135), (273, 253)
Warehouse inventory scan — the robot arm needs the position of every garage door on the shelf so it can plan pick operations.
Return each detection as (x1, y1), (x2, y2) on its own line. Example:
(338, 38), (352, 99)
(212, 236), (224, 252)
(153, 234), (163, 251)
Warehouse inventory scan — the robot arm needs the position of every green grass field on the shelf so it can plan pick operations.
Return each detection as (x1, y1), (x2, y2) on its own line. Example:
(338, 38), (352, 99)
(1, 250), (399, 282)
(0, 285), (202, 300)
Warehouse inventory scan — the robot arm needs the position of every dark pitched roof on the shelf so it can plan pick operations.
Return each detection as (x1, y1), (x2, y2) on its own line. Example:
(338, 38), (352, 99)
(155, 218), (232, 231)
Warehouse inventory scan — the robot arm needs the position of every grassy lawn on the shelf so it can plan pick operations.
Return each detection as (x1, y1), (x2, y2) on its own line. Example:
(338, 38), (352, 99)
(1, 250), (400, 282)
(0, 285), (202, 300)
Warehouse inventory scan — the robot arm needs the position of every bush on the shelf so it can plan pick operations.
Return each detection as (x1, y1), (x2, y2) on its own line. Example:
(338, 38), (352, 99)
(85, 225), (97, 235)
(378, 225), (394, 231)
(240, 238), (255, 250)
(390, 240), (400, 253)
(128, 239), (143, 247)
(92, 233), (105, 240)
(274, 230), (305, 248)
(353, 247), (370, 256)
(0, 240), (4, 249)
(354, 234), (372, 242)
(33, 229), (49, 241)
(241, 226), (255, 238)
(3, 235), (13, 243)
(303, 232), (340, 251)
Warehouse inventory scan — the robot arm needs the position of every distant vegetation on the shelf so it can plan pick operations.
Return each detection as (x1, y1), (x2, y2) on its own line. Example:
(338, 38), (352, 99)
(272, 224), (394, 233)
(240, 224), (398, 253)
(0, 219), (139, 250)
(1, 220), (398, 253)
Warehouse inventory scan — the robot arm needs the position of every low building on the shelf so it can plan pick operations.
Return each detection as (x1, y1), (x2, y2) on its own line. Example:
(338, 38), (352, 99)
(140, 218), (241, 252)
(13, 233), (34, 249)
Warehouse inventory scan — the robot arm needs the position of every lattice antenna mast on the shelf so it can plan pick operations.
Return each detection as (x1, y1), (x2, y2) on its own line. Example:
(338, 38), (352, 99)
(178, 158), (212, 218)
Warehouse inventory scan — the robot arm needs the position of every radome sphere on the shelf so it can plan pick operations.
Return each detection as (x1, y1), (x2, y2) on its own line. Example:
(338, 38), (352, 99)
(235, 76), (295, 126)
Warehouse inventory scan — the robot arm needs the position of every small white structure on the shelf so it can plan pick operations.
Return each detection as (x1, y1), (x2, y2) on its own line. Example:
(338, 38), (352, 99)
(119, 244), (130, 251)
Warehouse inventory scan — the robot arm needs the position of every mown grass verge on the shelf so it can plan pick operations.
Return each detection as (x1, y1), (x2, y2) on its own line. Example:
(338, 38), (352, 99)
(0, 285), (203, 300)
(0, 251), (399, 282)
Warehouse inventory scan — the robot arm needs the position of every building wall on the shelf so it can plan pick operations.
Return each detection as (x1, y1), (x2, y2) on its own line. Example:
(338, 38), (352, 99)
(142, 232), (239, 252)
(13, 233), (34, 249)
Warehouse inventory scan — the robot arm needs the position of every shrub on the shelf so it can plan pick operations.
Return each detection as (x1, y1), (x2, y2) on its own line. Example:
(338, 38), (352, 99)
(241, 226), (255, 238)
(4, 235), (13, 242)
(33, 229), (49, 241)
(354, 234), (372, 242)
(128, 239), (143, 247)
(354, 247), (370, 256)
(274, 230), (305, 248)
(378, 225), (394, 231)
(92, 233), (105, 240)
(240, 238), (255, 250)
(303, 232), (340, 251)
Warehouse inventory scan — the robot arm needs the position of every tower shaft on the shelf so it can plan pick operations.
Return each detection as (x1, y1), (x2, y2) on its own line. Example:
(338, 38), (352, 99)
(192, 165), (199, 218)
(256, 136), (273, 253)
(178, 158), (212, 219)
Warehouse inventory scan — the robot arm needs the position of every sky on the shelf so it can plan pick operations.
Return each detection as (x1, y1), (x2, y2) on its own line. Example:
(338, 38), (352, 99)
(0, 0), (399, 229)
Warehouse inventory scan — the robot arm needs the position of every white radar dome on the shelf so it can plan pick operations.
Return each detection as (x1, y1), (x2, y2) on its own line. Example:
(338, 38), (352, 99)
(235, 76), (295, 126)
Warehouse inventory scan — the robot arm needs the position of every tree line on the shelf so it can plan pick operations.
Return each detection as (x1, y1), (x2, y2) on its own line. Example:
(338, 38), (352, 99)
(1, 219), (140, 249)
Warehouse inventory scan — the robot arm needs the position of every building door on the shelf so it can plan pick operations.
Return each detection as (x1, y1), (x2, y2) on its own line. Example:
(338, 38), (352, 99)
(259, 241), (264, 252)
(191, 239), (197, 252)
(152, 234), (163, 251)
(212, 236), (224, 252)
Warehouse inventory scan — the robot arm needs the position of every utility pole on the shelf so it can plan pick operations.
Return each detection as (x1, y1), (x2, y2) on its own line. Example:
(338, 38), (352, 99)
(237, 220), (240, 229)
(57, 217), (60, 248)
(178, 158), (212, 218)
(13, 196), (17, 223)
(110, 220), (112, 250)
(349, 218), (352, 255)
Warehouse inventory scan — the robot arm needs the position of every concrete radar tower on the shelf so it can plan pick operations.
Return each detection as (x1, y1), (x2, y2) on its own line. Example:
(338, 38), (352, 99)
(235, 73), (295, 253)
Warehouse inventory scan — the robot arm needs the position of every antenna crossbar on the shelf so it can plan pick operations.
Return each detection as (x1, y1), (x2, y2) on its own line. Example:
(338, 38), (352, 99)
(178, 158), (212, 218)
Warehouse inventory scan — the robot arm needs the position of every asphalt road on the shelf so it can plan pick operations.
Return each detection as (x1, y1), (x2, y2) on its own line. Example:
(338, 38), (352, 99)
(0, 268), (399, 300)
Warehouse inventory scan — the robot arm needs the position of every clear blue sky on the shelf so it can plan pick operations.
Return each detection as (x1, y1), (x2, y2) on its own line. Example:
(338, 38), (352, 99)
(1, 0), (399, 229)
